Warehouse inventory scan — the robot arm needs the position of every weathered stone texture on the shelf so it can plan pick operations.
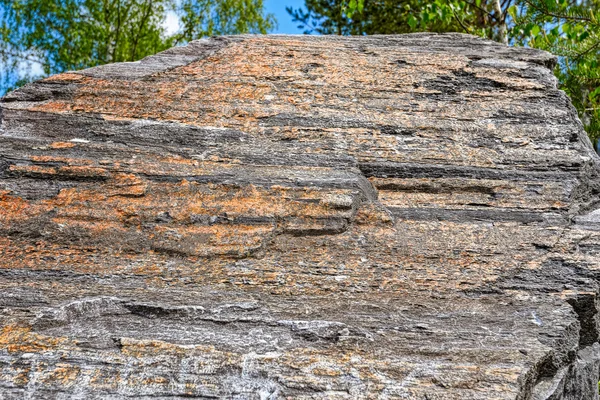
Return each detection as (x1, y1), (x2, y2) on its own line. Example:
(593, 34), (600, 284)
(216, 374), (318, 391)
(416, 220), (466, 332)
(1, 33), (600, 399)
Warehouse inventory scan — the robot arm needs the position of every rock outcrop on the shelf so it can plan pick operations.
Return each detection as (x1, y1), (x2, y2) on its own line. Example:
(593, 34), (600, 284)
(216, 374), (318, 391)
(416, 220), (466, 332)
(1, 33), (600, 399)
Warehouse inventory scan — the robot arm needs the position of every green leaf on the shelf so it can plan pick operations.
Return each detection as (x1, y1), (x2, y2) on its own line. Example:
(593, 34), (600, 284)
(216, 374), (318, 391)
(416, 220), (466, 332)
(407, 15), (418, 29)
(357, 0), (364, 13)
(507, 5), (517, 20)
(345, 0), (364, 18)
(347, 0), (358, 15)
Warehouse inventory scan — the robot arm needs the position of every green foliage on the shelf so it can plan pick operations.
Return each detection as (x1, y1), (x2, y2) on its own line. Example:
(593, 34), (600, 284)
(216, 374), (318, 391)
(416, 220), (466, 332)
(292, 0), (600, 146)
(511, 0), (600, 144)
(287, 0), (468, 35)
(0, 0), (275, 95)
(176, 0), (275, 42)
(293, 0), (508, 40)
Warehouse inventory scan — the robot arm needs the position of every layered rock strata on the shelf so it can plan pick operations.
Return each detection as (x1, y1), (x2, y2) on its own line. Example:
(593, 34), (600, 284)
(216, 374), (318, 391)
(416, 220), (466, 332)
(1, 33), (600, 399)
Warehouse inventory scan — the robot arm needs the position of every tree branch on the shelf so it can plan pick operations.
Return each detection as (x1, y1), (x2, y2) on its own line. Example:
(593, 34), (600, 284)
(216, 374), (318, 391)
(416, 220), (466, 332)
(451, 8), (473, 34)
(523, 0), (593, 23)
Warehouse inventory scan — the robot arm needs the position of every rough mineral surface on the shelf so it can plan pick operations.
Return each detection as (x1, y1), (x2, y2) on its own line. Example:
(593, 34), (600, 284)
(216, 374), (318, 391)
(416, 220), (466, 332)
(1, 33), (600, 399)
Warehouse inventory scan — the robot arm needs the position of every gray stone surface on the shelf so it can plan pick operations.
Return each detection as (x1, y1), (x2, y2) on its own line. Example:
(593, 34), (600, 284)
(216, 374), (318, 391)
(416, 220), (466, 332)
(1, 33), (600, 399)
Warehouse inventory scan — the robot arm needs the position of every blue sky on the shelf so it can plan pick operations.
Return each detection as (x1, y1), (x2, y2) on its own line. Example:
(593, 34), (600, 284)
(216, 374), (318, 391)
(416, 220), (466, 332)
(265, 0), (306, 34)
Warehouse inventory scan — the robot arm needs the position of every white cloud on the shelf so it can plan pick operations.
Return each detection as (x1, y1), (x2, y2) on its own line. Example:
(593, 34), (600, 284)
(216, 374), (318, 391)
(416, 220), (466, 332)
(162, 10), (181, 36)
(18, 59), (44, 77)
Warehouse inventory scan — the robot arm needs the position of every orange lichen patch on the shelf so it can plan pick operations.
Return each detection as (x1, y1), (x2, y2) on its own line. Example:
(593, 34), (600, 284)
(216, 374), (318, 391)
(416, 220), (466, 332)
(0, 215), (556, 296)
(38, 363), (81, 387)
(47, 216), (274, 257)
(0, 193), (54, 226)
(89, 369), (122, 390)
(9, 164), (58, 176)
(51, 187), (84, 207)
(184, 383), (198, 394)
(0, 236), (170, 277)
(311, 367), (342, 377)
(0, 193), (31, 219)
(10, 367), (31, 386)
(171, 184), (334, 219)
(28, 176), (355, 223)
(157, 155), (200, 166)
(7, 165), (111, 189)
(102, 114), (138, 122)
(154, 223), (274, 257)
(43, 72), (86, 83)
(107, 173), (148, 197)
(57, 166), (110, 179)
(139, 376), (170, 386)
(49, 142), (77, 149)
(32, 100), (75, 114)
(118, 337), (237, 361)
(28, 38), (465, 135)
(0, 325), (71, 353)
(21, 37), (569, 177)
(30, 155), (94, 165)
(354, 203), (394, 226)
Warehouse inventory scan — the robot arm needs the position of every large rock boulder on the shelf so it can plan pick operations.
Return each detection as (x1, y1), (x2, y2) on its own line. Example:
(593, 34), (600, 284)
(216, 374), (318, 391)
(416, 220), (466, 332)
(1, 33), (600, 399)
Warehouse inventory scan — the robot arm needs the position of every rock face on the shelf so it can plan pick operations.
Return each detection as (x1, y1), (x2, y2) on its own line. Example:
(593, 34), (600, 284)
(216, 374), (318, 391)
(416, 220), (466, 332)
(1, 33), (600, 399)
